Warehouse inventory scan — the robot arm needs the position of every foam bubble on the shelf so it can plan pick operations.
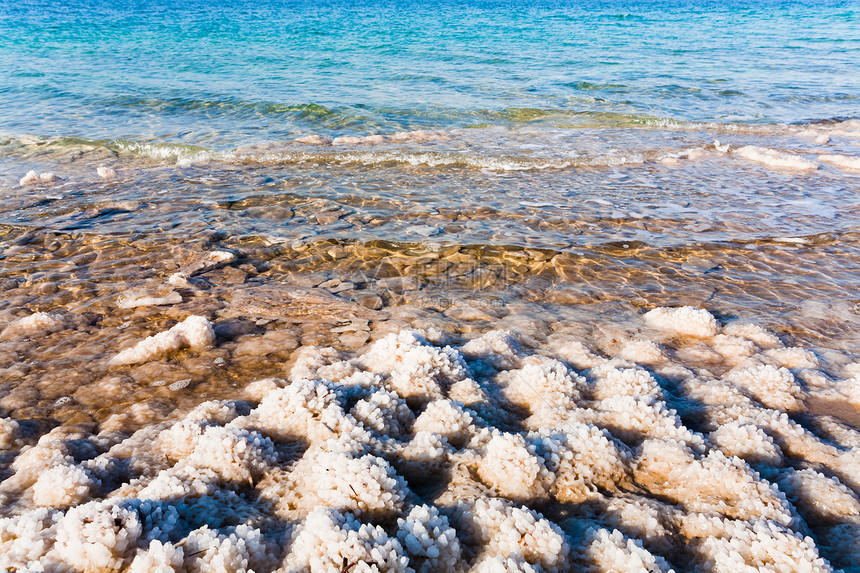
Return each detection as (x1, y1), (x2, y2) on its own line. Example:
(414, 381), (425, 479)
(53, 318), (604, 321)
(734, 146), (820, 170)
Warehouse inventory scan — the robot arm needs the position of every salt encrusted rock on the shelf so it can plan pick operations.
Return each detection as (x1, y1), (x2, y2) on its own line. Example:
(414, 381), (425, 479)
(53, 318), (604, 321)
(289, 345), (356, 382)
(9, 439), (78, 491)
(183, 425), (276, 484)
(0, 507), (62, 570)
(713, 404), (848, 474)
(19, 170), (58, 185)
(633, 439), (793, 525)
(813, 416), (860, 449)
(497, 356), (585, 412)
(55, 500), (143, 571)
(679, 376), (754, 408)
(110, 315), (215, 366)
(472, 555), (544, 572)
(0, 323), (854, 572)
(0, 417), (22, 450)
(708, 334), (757, 362)
(285, 508), (410, 572)
(693, 519), (833, 572)
(116, 290), (182, 309)
(724, 364), (806, 412)
(708, 421), (783, 465)
(475, 431), (550, 501)
(243, 377), (282, 401)
(350, 388), (414, 438)
(396, 431), (452, 480)
(128, 539), (183, 573)
(600, 496), (680, 556)
(778, 468), (860, 522)
(531, 424), (631, 503)
(524, 401), (597, 434)
(447, 378), (491, 407)
(722, 321), (783, 349)
(136, 465), (222, 502)
(461, 329), (525, 372)
(617, 338), (667, 365)
(32, 463), (100, 508)
(285, 446), (409, 518)
(545, 336), (604, 370)
(588, 364), (663, 401)
(183, 524), (276, 573)
(582, 528), (675, 573)
(643, 306), (719, 338)
(764, 346), (821, 370)
(413, 399), (477, 448)
(396, 505), (463, 573)
(0, 312), (65, 340)
(359, 330), (469, 401)
(841, 373), (860, 410)
(593, 396), (706, 451)
(250, 378), (366, 443)
(454, 498), (569, 572)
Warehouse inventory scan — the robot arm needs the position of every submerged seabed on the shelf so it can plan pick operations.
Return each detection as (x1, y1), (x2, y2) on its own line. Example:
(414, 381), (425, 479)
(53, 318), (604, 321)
(0, 116), (859, 572)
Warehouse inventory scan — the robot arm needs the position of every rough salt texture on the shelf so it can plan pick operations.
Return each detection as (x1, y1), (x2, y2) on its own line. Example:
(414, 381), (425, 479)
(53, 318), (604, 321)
(818, 154), (860, 171)
(19, 170), (58, 185)
(109, 315), (216, 366)
(0, 312), (65, 341)
(0, 307), (858, 572)
(644, 306), (719, 338)
(97, 166), (117, 178)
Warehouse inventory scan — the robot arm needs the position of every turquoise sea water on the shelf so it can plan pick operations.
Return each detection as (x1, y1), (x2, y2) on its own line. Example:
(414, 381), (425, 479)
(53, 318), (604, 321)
(1, 0), (859, 145)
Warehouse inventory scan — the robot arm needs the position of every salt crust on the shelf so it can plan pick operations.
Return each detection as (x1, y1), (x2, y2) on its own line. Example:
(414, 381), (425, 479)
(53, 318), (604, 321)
(117, 291), (183, 309)
(0, 308), (856, 572)
(583, 528), (674, 573)
(19, 170), (58, 185)
(643, 306), (719, 338)
(0, 312), (65, 341)
(818, 154), (860, 171)
(109, 315), (216, 366)
(97, 166), (117, 179)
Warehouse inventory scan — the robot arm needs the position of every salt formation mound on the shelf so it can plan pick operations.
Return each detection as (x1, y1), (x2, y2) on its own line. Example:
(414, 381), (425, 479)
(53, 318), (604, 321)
(19, 170), (58, 185)
(1, 308), (858, 572)
(0, 312), (65, 341)
(109, 315), (215, 366)
(97, 166), (117, 178)
(818, 154), (860, 171)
